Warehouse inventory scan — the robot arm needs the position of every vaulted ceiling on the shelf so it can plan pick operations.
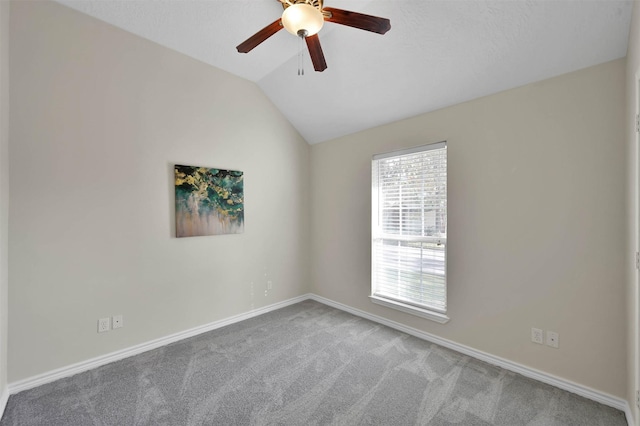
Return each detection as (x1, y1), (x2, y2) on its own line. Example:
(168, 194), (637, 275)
(56, 0), (633, 144)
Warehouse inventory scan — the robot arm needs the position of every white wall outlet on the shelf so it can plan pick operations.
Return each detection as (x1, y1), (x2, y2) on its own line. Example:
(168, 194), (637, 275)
(531, 327), (543, 344)
(546, 331), (559, 348)
(267, 280), (272, 290)
(112, 315), (123, 329)
(98, 317), (110, 333)
(636, 390), (640, 409)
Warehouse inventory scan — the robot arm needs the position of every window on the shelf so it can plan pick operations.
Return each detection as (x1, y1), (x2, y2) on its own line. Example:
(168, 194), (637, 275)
(371, 142), (448, 323)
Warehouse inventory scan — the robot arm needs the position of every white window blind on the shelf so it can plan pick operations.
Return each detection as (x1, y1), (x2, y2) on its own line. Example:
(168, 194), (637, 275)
(372, 142), (447, 314)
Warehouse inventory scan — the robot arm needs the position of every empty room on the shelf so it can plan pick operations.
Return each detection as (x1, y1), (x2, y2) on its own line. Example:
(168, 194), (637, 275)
(0, 0), (639, 424)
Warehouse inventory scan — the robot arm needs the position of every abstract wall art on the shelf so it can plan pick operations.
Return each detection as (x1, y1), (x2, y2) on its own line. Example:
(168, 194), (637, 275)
(175, 165), (244, 237)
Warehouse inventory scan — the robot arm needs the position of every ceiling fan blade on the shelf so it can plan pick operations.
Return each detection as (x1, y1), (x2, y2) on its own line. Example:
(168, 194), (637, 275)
(305, 34), (327, 72)
(323, 7), (390, 35)
(236, 19), (283, 53)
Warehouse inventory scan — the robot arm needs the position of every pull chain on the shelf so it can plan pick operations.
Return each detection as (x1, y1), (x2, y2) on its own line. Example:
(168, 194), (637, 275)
(298, 34), (305, 76)
(296, 29), (308, 76)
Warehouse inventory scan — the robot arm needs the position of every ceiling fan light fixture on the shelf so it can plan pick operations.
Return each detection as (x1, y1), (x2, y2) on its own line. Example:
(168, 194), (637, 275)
(281, 3), (324, 37)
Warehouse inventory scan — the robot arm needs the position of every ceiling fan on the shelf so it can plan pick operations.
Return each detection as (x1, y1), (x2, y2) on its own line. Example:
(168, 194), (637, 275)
(236, 0), (391, 72)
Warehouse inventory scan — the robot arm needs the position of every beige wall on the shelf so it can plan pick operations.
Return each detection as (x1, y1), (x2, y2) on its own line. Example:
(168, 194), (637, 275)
(311, 59), (627, 398)
(627, 1), (640, 424)
(8, 1), (310, 382)
(0, 0), (9, 401)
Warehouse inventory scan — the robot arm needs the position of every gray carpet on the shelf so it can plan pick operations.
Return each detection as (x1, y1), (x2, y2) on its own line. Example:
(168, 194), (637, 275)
(0, 300), (627, 425)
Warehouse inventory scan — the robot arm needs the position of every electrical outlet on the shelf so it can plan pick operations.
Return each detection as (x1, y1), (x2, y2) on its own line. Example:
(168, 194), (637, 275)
(112, 315), (123, 329)
(531, 327), (543, 344)
(636, 390), (640, 409)
(267, 280), (272, 290)
(98, 317), (110, 333)
(546, 331), (559, 348)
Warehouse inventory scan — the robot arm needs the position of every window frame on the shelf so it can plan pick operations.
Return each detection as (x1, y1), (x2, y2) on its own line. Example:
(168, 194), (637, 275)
(370, 141), (449, 324)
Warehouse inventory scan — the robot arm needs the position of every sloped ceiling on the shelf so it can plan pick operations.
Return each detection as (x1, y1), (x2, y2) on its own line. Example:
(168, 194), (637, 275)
(56, 0), (633, 144)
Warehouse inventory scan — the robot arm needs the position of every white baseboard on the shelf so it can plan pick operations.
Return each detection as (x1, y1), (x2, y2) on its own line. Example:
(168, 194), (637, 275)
(308, 294), (632, 423)
(8, 294), (311, 395)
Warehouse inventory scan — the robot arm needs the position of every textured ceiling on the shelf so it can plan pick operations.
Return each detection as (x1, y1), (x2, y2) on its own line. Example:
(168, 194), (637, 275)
(56, 0), (633, 144)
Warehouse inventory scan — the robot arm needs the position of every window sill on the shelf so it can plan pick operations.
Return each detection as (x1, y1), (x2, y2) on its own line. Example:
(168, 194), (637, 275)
(370, 295), (450, 324)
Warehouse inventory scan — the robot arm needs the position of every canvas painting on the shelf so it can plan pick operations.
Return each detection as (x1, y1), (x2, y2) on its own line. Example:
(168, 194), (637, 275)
(175, 165), (244, 237)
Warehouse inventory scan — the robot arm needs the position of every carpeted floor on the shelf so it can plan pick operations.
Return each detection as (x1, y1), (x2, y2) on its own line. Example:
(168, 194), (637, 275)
(0, 300), (627, 425)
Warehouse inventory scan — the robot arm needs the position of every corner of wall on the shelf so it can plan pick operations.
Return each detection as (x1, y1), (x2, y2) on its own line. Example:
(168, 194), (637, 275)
(0, 0), (10, 419)
(627, 1), (640, 424)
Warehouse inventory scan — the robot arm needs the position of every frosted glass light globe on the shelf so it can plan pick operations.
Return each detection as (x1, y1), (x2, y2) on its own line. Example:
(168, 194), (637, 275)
(281, 4), (324, 37)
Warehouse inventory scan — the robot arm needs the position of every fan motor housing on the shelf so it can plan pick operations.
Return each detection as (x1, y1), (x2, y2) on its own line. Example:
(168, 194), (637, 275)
(281, 0), (323, 11)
